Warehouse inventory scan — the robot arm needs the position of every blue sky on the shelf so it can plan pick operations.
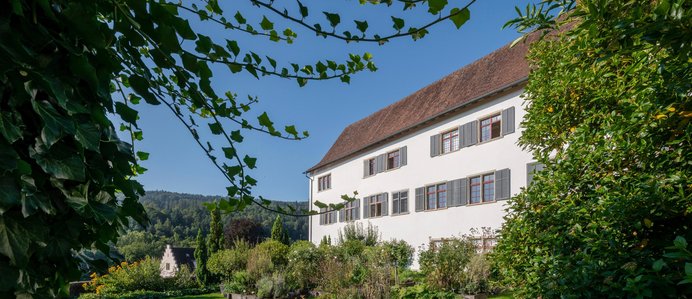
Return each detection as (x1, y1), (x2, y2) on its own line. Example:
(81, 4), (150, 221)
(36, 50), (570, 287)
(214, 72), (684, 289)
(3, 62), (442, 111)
(130, 1), (533, 201)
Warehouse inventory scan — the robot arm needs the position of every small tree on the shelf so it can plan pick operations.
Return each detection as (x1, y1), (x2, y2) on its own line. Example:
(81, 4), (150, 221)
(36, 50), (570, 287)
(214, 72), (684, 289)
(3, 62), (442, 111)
(194, 229), (209, 286)
(270, 215), (289, 245)
(208, 206), (224, 254)
(224, 218), (265, 247)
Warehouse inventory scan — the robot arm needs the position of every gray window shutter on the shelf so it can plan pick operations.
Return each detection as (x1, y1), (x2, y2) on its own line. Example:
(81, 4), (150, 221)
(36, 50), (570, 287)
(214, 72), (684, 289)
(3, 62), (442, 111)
(400, 146), (407, 166)
(319, 208), (326, 225)
(363, 160), (369, 177)
(415, 187), (425, 212)
(363, 197), (370, 218)
(502, 107), (516, 135)
(382, 193), (389, 216)
(462, 121), (477, 147)
(430, 134), (441, 157)
(447, 179), (462, 207)
(376, 154), (386, 173)
(459, 178), (468, 206)
(339, 208), (345, 222)
(495, 168), (511, 200)
(355, 199), (360, 220)
(332, 210), (338, 223)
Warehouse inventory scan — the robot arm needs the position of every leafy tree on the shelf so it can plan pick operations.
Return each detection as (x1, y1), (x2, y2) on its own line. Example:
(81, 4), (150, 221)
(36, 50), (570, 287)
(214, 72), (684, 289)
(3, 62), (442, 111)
(208, 206), (224, 254)
(224, 218), (265, 247)
(194, 228), (209, 287)
(270, 215), (289, 245)
(495, 1), (691, 298)
(1, 0), (476, 295)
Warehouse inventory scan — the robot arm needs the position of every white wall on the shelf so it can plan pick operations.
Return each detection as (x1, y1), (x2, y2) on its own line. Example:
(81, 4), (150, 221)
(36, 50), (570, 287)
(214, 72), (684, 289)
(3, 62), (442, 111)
(309, 90), (533, 266)
(159, 245), (178, 278)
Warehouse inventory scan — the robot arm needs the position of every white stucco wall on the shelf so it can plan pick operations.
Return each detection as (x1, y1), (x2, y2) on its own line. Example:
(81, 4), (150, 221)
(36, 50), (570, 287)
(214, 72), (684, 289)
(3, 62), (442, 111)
(309, 89), (533, 266)
(160, 245), (178, 278)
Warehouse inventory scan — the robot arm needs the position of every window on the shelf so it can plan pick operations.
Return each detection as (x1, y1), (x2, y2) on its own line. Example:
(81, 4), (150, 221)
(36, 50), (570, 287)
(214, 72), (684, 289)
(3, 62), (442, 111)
(425, 183), (447, 210)
(344, 201), (358, 221)
(317, 174), (331, 191)
(471, 237), (497, 253)
(479, 114), (502, 142)
(392, 190), (408, 215)
(366, 158), (376, 176)
(319, 208), (338, 225)
(441, 129), (460, 154)
(367, 194), (385, 218)
(386, 150), (400, 170)
(469, 173), (495, 204)
(165, 263), (170, 270)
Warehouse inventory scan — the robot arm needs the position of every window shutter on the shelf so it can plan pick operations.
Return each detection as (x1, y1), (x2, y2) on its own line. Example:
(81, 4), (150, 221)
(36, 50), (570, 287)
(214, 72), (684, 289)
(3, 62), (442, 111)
(355, 199), (360, 220)
(400, 146), (407, 166)
(319, 208), (326, 225)
(415, 187), (425, 211)
(502, 107), (516, 135)
(430, 134), (441, 157)
(363, 160), (369, 177)
(495, 168), (511, 200)
(363, 197), (370, 218)
(462, 121), (477, 147)
(447, 179), (462, 207)
(382, 193), (389, 216)
(339, 208), (345, 222)
(459, 178), (468, 206)
(376, 154), (386, 173)
(331, 210), (338, 223)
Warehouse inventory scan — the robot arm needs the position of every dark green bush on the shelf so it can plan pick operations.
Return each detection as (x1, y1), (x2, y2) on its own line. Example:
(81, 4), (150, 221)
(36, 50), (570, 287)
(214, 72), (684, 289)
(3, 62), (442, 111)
(286, 241), (322, 291)
(418, 237), (476, 292)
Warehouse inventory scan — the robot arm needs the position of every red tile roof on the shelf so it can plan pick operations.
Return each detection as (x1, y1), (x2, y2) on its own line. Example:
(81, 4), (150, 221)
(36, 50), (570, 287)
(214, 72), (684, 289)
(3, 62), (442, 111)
(307, 40), (530, 173)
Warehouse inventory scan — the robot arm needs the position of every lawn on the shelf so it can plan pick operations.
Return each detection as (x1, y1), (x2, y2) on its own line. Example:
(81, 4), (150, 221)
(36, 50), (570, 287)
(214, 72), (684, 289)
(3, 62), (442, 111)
(170, 293), (225, 299)
(489, 293), (514, 299)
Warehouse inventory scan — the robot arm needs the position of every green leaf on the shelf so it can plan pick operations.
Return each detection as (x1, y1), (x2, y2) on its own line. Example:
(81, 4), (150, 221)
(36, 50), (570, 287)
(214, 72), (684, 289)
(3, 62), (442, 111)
(31, 100), (75, 147)
(243, 155), (257, 169)
(652, 259), (665, 272)
(427, 0), (448, 14)
(136, 151), (149, 161)
(314, 200), (327, 209)
(75, 123), (100, 152)
(257, 112), (273, 128)
(0, 216), (45, 267)
(222, 147), (236, 159)
(0, 176), (20, 214)
(355, 20), (368, 33)
(449, 7), (470, 29)
(391, 16), (404, 31)
(297, 0), (309, 18)
(0, 113), (23, 143)
(673, 236), (687, 249)
(128, 75), (160, 105)
(208, 122), (223, 135)
(323, 12), (340, 28)
(69, 54), (98, 89)
(285, 125), (298, 136)
(260, 16), (274, 30)
(115, 102), (138, 125)
(30, 144), (86, 181)
(230, 130), (244, 142)
(234, 11), (246, 24)
(174, 18), (197, 40)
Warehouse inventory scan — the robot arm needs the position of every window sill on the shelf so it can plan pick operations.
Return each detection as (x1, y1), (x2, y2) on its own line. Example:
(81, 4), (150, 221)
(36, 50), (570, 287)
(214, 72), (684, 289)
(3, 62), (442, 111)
(466, 200), (497, 207)
(422, 207), (449, 212)
(390, 212), (410, 217)
(477, 135), (503, 146)
(316, 188), (332, 193)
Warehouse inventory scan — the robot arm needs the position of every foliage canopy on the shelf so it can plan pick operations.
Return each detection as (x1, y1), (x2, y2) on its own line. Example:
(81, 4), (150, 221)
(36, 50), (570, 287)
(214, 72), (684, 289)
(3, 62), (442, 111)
(0, 0), (475, 296)
(495, 0), (691, 297)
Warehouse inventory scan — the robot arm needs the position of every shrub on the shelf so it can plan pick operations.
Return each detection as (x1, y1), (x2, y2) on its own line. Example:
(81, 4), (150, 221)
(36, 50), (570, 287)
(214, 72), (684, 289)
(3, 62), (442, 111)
(380, 239), (415, 270)
(256, 276), (274, 299)
(286, 241), (322, 291)
(83, 257), (170, 294)
(254, 239), (289, 267)
(418, 237), (476, 292)
(338, 222), (379, 246)
(223, 270), (253, 294)
(247, 246), (274, 282)
(207, 247), (249, 281)
(462, 254), (491, 295)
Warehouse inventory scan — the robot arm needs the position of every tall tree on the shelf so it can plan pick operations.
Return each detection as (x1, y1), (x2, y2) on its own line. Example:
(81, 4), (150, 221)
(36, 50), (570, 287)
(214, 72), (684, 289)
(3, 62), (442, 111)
(208, 206), (224, 253)
(270, 215), (289, 245)
(495, 1), (691, 298)
(194, 228), (209, 287)
(0, 0), (475, 296)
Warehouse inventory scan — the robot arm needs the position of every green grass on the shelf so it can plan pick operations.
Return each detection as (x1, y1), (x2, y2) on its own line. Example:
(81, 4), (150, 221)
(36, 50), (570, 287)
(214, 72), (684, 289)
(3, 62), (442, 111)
(170, 293), (225, 299)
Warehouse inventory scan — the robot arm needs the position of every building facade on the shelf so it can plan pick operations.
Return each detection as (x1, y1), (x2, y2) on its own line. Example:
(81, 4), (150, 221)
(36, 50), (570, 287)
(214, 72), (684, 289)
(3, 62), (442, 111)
(306, 41), (538, 260)
(159, 244), (196, 278)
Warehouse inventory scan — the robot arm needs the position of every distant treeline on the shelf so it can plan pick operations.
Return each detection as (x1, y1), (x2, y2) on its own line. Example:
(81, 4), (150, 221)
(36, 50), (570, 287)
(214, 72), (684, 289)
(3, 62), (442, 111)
(116, 191), (308, 261)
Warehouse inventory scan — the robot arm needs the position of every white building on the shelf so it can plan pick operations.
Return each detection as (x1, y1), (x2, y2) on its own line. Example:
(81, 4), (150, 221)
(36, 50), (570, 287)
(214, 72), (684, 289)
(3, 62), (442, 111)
(306, 41), (539, 257)
(159, 244), (196, 278)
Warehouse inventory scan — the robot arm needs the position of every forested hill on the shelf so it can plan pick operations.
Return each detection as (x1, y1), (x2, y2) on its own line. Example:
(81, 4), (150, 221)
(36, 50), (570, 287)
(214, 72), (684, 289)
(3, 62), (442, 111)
(116, 191), (309, 261)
